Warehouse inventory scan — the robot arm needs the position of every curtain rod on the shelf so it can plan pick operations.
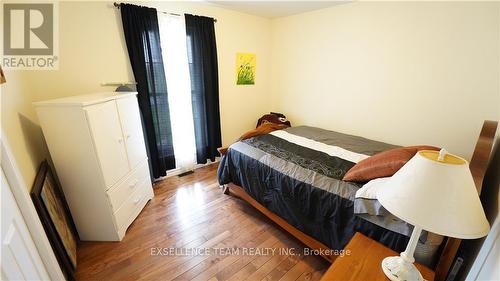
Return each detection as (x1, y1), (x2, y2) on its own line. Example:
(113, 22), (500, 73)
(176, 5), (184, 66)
(113, 2), (217, 23)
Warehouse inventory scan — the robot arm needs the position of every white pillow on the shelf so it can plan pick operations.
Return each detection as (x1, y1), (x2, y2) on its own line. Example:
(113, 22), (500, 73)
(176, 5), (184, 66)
(355, 177), (391, 199)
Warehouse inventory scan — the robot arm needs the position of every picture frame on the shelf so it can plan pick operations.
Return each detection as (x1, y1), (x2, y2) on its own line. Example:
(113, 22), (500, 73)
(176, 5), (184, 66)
(236, 52), (256, 85)
(31, 160), (78, 281)
(0, 64), (6, 84)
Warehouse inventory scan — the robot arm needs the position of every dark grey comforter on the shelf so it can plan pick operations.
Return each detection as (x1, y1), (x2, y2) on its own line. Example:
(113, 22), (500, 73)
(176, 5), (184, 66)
(218, 126), (439, 265)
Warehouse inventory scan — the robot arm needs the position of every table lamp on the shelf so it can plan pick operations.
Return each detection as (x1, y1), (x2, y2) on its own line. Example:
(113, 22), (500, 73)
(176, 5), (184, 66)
(377, 149), (490, 281)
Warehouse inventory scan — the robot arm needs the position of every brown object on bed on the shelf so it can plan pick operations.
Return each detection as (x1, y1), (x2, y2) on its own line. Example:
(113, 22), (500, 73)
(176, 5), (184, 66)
(342, 145), (440, 182)
(218, 123), (289, 156)
(222, 120), (497, 281)
(256, 112), (291, 127)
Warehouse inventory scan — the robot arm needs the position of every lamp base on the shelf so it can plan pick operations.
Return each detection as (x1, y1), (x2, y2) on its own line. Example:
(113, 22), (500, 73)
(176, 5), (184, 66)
(381, 256), (423, 281)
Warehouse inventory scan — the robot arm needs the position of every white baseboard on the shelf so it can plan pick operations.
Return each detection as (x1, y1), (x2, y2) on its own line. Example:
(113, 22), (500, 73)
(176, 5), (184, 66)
(154, 158), (219, 182)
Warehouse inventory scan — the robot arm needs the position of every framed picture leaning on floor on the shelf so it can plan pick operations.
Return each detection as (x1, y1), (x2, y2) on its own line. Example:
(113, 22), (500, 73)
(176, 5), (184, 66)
(31, 160), (78, 280)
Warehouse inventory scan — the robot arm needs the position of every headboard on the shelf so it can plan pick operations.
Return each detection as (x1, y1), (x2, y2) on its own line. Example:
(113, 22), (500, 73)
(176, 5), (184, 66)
(434, 120), (498, 281)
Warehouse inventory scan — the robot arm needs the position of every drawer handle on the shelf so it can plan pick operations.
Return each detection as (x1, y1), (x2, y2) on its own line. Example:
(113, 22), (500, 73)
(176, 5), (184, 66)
(133, 198), (141, 204)
(126, 134), (131, 140)
(118, 138), (123, 144)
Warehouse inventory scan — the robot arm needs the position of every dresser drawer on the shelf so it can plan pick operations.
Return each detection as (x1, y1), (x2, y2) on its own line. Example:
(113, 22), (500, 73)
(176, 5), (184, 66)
(107, 160), (150, 212)
(113, 178), (152, 231)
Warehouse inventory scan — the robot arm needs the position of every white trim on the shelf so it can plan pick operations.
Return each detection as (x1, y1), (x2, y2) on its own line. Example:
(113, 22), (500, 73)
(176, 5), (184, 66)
(154, 159), (219, 182)
(1, 134), (66, 281)
(270, 130), (369, 163)
(466, 215), (500, 280)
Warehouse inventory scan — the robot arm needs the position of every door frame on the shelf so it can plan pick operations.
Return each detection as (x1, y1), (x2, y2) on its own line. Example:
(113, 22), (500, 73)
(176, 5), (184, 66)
(466, 216), (500, 280)
(1, 133), (65, 280)
(2, 168), (49, 280)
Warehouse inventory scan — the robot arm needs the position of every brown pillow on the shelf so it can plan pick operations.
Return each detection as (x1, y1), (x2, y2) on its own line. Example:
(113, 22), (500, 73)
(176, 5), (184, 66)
(343, 145), (440, 183)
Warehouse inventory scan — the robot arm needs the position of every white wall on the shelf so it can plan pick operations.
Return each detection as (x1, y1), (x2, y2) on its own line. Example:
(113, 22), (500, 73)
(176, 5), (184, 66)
(271, 2), (500, 159)
(1, 71), (49, 188)
(3, 1), (500, 188)
(3, 1), (273, 186)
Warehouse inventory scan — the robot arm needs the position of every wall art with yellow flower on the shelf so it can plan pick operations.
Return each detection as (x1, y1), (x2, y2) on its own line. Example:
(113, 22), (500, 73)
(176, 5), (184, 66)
(236, 53), (256, 85)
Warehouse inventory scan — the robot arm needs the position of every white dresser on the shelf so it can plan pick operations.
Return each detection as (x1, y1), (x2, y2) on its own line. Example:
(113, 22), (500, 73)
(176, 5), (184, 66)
(34, 92), (154, 241)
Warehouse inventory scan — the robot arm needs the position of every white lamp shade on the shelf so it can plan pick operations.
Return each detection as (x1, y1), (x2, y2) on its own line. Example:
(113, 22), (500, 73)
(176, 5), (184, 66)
(377, 150), (490, 239)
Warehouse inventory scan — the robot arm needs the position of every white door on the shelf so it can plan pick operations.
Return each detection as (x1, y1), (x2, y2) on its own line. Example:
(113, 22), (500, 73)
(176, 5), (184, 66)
(86, 101), (130, 187)
(1, 169), (50, 280)
(116, 96), (148, 169)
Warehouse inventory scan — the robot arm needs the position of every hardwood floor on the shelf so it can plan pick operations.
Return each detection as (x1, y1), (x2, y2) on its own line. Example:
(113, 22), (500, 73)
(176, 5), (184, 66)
(76, 164), (329, 281)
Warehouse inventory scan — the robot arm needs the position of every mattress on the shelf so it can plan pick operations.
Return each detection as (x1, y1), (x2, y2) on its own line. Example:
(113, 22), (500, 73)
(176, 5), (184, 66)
(217, 126), (441, 266)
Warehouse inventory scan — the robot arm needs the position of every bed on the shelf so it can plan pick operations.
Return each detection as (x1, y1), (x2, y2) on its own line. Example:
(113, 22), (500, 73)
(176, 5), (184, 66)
(217, 121), (497, 280)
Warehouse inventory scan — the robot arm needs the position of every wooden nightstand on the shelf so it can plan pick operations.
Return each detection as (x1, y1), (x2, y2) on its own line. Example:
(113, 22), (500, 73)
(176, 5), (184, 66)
(320, 233), (435, 281)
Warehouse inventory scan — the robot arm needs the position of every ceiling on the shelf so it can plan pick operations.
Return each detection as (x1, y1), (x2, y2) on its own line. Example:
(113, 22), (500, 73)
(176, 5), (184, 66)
(207, 1), (348, 19)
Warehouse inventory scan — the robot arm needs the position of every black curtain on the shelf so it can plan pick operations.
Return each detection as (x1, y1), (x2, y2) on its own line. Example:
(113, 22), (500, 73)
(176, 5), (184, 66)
(185, 14), (222, 164)
(121, 4), (175, 178)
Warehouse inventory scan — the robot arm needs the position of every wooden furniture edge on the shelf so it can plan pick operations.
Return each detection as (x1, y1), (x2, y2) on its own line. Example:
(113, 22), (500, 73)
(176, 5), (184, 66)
(434, 120), (498, 281)
(320, 232), (435, 281)
(225, 182), (336, 263)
